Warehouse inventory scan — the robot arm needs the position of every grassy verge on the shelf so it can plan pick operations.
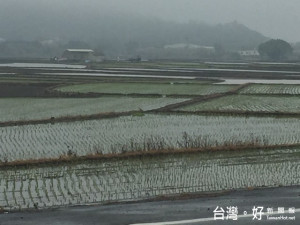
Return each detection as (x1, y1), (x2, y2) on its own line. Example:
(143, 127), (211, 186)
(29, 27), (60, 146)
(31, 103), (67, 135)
(1, 142), (299, 168)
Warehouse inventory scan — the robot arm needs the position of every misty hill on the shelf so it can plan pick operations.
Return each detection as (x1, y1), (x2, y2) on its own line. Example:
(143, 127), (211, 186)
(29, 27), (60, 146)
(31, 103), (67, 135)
(0, 9), (268, 58)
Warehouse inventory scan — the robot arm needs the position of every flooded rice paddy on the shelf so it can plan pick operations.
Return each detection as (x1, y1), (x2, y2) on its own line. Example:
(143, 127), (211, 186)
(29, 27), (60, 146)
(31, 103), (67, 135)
(0, 147), (299, 211)
(0, 114), (299, 162)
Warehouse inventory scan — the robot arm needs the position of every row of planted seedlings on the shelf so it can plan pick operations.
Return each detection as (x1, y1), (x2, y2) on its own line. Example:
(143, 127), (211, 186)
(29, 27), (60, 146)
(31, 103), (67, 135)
(0, 114), (300, 163)
(239, 84), (300, 95)
(0, 147), (299, 211)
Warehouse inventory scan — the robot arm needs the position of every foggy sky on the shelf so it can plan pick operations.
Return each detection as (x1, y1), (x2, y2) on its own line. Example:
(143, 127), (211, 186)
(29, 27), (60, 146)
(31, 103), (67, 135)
(1, 0), (300, 42)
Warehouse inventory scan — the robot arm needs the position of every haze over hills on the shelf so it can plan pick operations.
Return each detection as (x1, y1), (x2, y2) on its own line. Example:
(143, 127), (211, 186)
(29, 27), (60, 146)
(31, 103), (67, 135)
(0, 10), (268, 58)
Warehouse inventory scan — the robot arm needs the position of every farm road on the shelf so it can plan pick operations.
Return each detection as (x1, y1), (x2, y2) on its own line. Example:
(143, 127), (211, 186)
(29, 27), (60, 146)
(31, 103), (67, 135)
(0, 186), (299, 225)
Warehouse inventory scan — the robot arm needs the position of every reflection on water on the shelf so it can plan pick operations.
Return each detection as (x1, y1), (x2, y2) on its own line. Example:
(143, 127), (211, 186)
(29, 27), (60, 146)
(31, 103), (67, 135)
(40, 72), (196, 79)
(216, 79), (300, 84)
(0, 63), (86, 69)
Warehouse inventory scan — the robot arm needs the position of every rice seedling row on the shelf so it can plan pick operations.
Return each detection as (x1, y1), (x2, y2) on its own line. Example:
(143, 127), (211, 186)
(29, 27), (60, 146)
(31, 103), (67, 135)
(0, 114), (299, 162)
(0, 147), (299, 211)
(0, 97), (187, 122)
(179, 95), (300, 113)
(56, 83), (236, 96)
(239, 84), (300, 95)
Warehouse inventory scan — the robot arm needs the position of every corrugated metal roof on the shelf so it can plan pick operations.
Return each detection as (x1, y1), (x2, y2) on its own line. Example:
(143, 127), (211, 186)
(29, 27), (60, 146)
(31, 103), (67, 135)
(66, 49), (94, 53)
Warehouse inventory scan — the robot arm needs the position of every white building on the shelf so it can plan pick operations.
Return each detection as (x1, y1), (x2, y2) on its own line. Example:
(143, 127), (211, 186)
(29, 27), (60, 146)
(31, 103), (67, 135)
(238, 50), (260, 57)
(62, 49), (94, 61)
(61, 49), (103, 62)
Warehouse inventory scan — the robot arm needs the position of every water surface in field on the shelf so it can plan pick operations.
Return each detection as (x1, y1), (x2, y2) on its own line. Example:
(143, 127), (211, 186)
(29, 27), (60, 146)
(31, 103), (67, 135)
(180, 68), (300, 74)
(106, 67), (194, 73)
(40, 72), (197, 79)
(0, 63), (86, 69)
(206, 62), (300, 66)
(216, 79), (300, 84)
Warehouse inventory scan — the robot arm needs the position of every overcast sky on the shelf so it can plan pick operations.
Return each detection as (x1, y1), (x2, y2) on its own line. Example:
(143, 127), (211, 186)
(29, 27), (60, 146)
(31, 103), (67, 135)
(2, 0), (300, 42)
